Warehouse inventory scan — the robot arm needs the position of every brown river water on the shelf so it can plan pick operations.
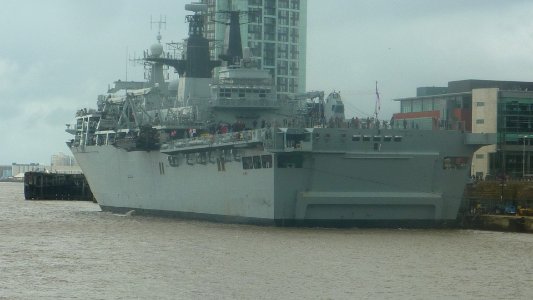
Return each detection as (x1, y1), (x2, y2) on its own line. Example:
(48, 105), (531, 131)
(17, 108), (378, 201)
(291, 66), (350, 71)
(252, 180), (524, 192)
(0, 182), (532, 299)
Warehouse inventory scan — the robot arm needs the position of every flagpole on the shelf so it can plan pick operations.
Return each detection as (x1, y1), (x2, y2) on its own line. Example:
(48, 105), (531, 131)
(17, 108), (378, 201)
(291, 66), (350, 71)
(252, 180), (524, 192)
(375, 81), (381, 121)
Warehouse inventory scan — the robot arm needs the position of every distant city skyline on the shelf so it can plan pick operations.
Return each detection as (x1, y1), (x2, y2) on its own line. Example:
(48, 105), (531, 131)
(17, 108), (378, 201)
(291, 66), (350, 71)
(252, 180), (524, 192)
(1, 152), (79, 178)
(2, 0), (533, 164)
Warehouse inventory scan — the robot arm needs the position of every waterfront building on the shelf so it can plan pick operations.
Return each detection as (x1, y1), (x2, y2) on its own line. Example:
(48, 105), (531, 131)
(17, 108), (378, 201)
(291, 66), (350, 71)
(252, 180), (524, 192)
(11, 163), (43, 177)
(50, 152), (81, 174)
(393, 79), (533, 179)
(0, 165), (12, 179)
(200, 0), (307, 97)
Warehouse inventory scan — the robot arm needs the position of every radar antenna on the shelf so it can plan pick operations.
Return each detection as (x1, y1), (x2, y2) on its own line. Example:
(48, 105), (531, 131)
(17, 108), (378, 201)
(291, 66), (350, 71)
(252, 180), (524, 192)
(151, 15), (167, 44)
(128, 16), (171, 83)
(185, 3), (207, 37)
(143, 2), (221, 79)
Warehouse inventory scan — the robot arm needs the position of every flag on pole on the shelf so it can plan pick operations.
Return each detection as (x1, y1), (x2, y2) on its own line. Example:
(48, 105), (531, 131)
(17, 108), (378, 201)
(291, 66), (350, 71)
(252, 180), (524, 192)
(375, 81), (381, 117)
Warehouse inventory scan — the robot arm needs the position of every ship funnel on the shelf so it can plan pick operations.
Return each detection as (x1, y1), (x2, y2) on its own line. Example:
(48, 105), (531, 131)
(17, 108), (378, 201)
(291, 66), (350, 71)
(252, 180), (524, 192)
(219, 11), (243, 64)
(185, 3), (207, 13)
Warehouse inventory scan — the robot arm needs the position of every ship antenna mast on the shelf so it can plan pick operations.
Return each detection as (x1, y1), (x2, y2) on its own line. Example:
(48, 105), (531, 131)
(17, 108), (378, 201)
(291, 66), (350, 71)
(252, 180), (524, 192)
(151, 15), (167, 44)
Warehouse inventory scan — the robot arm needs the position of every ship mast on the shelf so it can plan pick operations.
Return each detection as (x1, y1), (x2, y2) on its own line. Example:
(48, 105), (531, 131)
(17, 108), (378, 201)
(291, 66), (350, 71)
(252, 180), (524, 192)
(147, 15), (167, 86)
(144, 3), (221, 78)
(151, 15), (167, 45)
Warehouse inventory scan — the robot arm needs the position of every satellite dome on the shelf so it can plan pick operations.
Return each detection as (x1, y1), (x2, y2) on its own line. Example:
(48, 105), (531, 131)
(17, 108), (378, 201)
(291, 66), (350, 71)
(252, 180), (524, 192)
(150, 43), (164, 57)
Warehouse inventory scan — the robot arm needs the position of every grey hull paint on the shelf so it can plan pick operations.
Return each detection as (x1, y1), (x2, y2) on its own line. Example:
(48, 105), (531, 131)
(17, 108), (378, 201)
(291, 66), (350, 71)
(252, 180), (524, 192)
(72, 128), (490, 227)
(99, 205), (460, 228)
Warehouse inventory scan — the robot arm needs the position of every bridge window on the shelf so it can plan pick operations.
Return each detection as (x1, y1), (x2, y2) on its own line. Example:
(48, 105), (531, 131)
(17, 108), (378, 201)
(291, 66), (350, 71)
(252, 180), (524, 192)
(168, 155), (179, 167)
(443, 157), (468, 169)
(107, 133), (116, 144)
(243, 157), (253, 170)
(219, 88), (231, 98)
(253, 156), (262, 169)
(277, 153), (303, 168)
(217, 157), (226, 171)
(261, 155), (272, 168)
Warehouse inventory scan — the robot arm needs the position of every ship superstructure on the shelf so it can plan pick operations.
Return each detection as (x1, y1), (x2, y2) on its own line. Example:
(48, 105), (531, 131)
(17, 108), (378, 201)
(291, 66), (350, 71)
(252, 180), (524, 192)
(66, 3), (495, 226)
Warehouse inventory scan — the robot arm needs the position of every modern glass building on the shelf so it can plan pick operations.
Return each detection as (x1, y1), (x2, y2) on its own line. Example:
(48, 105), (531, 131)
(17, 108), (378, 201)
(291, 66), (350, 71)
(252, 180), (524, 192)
(393, 80), (533, 179)
(395, 91), (472, 131)
(480, 90), (533, 179)
(200, 0), (307, 97)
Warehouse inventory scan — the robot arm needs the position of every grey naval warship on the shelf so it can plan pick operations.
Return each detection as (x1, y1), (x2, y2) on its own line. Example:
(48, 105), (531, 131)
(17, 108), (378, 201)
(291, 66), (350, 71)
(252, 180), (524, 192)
(66, 3), (494, 227)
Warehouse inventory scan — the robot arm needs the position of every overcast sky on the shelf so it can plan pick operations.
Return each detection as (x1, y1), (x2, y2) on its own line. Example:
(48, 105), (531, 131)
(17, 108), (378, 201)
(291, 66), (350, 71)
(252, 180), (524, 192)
(1, 0), (533, 165)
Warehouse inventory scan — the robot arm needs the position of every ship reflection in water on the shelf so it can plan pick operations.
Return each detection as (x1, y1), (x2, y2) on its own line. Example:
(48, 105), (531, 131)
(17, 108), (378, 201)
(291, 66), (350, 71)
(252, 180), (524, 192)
(1, 182), (531, 299)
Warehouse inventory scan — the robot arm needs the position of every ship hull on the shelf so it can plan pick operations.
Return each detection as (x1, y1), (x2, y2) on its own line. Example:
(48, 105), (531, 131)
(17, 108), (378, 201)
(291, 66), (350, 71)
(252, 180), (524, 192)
(71, 128), (480, 227)
(97, 205), (459, 228)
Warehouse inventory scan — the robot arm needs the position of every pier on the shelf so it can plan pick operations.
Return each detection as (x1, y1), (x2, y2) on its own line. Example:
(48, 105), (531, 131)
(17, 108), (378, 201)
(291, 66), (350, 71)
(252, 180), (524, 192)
(24, 172), (94, 201)
(468, 215), (533, 233)
(463, 180), (533, 233)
